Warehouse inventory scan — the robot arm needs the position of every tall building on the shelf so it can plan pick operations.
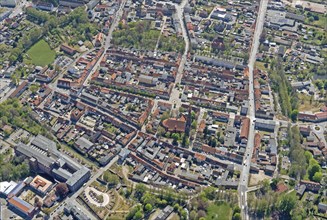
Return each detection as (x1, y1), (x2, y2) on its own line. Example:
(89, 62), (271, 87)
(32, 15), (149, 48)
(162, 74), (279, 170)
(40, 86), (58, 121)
(15, 135), (90, 192)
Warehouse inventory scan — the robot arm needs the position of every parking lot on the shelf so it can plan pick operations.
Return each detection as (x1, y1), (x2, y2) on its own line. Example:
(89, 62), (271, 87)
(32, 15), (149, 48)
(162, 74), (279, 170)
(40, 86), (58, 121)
(7, 128), (34, 146)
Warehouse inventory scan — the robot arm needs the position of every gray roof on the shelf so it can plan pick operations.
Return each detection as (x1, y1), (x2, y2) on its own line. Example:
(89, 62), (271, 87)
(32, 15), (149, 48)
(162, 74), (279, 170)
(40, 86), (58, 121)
(31, 134), (57, 154)
(65, 202), (91, 220)
(81, 91), (99, 103)
(66, 166), (90, 187)
(75, 136), (94, 151)
(194, 56), (235, 69)
(53, 168), (73, 181)
(16, 143), (55, 167)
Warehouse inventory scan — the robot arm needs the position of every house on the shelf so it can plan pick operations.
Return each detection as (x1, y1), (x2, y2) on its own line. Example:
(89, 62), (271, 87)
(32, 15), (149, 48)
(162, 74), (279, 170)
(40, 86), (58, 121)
(240, 117), (250, 139)
(297, 112), (317, 122)
(74, 136), (94, 153)
(299, 126), (311, 137)
(9, 81), (28, 98)
(138, 74), (158, 86)
(60, 44), (77, 56)
(80, 91), (99, 106)
(318, 203), (327, 214)
(255, 119), (276, 132)
(154, 205), (174, 220)
(300, 180), (321, 192)
(59, 0), (84, 8)
(57, 79), (71, 89)
(95, 32), (103, 47)
(118, 148), (130, 164)
(315, 112), (327, 122)
(0, 0), (16, 7)
(296, 184), (306, 198)
(211, 37), (225, 51)
(34, 2), (54, 11)
(264, 165), (275, 176)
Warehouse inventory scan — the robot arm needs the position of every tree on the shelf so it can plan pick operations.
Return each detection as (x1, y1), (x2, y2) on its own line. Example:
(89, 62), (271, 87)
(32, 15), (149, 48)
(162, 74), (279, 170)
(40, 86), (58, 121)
(56, 183), (69, 198)
(172, 133), (180, 145)
(312, 172), (322, 182)
(145, 203), (153, 212)
(270, 178), (278, 190)
(34, 197), (42, 209)
(233, 213), (241, 220)
(278, 193), (296, 217)
(134, 210), (143, 220)
(191, 121), (197, 129)
(157, 126), (166, 137)
(192, 209), (204, 218)
(10, 74), (19, 86)
(126, 206), (141, 220)
(204, 126), (208, 138)
(290, 110), (298, 122)
(135, 184), (146, 200)
(189, 210), (197, 220)
(29, 84), (40, 94)
(103, 171), (119, 186)
(308, 163), (321, 180)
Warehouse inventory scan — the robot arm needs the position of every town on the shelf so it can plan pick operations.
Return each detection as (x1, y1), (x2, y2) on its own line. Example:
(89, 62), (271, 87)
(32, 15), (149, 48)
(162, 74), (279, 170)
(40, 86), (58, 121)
(0, 0), (326, 219)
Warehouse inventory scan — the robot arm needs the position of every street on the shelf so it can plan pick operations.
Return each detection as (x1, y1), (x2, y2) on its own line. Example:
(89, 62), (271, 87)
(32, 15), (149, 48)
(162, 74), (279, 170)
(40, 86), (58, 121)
(238, 0), (268, 219)
(81, 0), (127, 91)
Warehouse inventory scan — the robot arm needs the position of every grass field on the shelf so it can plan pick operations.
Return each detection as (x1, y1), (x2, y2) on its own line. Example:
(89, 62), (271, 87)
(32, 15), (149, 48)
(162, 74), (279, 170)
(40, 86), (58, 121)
(206, 202), (232, 220)
(26, 39), (56, 66)
(298, 93), (324, 112)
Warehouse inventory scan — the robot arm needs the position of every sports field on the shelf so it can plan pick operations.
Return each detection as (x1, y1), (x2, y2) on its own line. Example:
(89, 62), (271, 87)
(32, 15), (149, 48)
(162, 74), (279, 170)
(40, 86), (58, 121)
(26, 39), (56, 66)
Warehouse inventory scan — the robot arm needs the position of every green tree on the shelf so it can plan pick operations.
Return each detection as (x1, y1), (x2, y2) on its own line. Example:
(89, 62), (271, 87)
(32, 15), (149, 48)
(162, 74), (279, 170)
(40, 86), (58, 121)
(10, 74), (19, 86)
(102, 171), (119, 186)
(145, 203), (153, 212)
(233, 213), (241, 220)
(312, 172), (322, 182)
(290, 110), (299, 122)
(29, 84), (40, 94)
(278, 193), (296, 217)
(134, 211), (143, 220)
(135, 184), (146, 200)
(308, 163), (321, 180)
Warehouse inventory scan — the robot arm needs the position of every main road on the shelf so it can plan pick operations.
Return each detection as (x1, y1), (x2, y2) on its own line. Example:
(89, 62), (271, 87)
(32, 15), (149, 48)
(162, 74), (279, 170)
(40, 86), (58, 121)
(80, 0), (127, 91)
(239, 0), (268, 219)
(160, 0), (189, 111)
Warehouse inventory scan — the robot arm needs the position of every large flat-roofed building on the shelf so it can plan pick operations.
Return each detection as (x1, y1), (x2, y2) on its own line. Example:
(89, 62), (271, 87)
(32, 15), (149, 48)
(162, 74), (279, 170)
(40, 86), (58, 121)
(66, 166), (90, 192)
(29, 176), (53, 196)
(7, 196), (36, 218)
(15, 135), (90, 192)
(0, 181), (17, 197)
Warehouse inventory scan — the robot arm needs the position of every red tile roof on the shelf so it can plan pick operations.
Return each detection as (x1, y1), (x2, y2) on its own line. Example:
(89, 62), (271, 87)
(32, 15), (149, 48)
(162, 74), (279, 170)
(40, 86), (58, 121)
(240, 117), (250, 139)
(162, 115), (186, 132)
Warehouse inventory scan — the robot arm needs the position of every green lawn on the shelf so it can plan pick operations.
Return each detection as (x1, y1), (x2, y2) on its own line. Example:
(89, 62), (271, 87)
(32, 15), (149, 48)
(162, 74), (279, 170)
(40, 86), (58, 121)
(206, 202), (232, 220)
(26, 39), (56, 66)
